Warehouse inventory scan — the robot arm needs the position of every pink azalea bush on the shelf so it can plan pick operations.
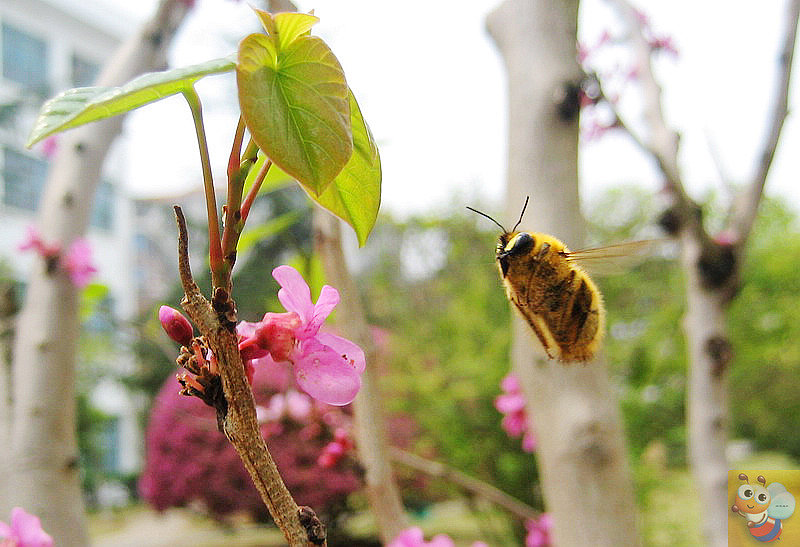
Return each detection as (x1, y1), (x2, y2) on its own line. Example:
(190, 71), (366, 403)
(237, 265), (365, 405)
(494, 374), (536, 452)
(139, 366), (361, 522)
(0, 507), (53, 547)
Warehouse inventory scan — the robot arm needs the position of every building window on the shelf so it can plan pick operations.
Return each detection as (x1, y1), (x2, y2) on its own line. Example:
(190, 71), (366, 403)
(91, 181), (114, 230)
(2, 147), (47, 211)
(1, 23), (49, 96)
(71, 54), (99, 88)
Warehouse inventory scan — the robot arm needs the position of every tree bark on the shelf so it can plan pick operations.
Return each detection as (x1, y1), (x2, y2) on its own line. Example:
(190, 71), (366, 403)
(604, 2), (800, 544)
(487, 1), (641, 545)
(1, 2), (190, 544)
(313, 210), (408, 544)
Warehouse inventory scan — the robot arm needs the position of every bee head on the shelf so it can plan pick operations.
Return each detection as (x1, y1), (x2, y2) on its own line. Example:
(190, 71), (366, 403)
(497, 232), (535, 276)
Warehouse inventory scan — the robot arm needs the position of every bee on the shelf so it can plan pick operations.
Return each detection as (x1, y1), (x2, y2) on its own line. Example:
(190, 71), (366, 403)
(468, 198), (652, 363)
(731, 473), (796, 542)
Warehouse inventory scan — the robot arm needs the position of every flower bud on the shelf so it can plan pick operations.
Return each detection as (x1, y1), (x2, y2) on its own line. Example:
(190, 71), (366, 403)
(159, 306), (194, 346)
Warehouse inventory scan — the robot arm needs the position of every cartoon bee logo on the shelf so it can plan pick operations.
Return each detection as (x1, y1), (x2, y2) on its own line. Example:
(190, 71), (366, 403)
(468, 198), (652, 362)
(732, 473), (796, 542)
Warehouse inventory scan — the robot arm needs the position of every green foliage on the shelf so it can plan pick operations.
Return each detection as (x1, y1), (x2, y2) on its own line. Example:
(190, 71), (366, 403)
(26, 56), (236, 147)
(729, 198), (800, 458)
(27, 9), (381, 246)
(313, 91), (382, 247)
(358, 211), (540, 507)
(237, 11), (352, 194)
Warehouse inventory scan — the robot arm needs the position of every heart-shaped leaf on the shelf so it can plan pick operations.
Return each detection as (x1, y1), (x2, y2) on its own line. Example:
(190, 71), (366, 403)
(311, 90), (381, 246)
(237, 32), (351, 195)
(27, 55), (236, 147)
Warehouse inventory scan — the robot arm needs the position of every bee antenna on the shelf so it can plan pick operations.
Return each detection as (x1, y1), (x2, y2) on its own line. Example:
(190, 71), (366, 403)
(511, 196), (530, 233)
(466, 206), (507, 232)
(739, 473), (749, 483)
(757, 475), (766, 486)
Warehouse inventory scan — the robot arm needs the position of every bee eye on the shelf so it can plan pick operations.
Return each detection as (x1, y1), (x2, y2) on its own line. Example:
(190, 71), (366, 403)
(738, 486), (753, 500)
(757, 493), (768, 503)
(506, 232), (534, 256)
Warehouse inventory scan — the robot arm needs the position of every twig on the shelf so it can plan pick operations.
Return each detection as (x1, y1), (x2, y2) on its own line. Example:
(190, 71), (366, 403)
(731, 0), (800, 242)
(389, 448), (541, 522)
(173, 205), (327, 547)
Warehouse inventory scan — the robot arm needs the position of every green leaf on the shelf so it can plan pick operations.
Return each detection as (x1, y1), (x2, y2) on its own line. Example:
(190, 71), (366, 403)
(237, 33), (351, 195)
(311, 90), (381, 246)
(252, 10), (319, 52)
(238, 210), (302, 255)
(27, 55), (236, 147)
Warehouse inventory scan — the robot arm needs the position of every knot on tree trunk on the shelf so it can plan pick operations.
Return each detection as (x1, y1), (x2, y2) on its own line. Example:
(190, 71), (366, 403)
(705, 335), (733, 377)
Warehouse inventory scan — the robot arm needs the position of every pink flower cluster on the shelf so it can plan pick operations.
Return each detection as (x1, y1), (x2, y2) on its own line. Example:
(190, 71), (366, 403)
(0, 507), (53, 547)
(18, 227), (97, 288)
(494, 374), (536, 453)
(389, 527), (488, 547)
(237, 265), (365, 406)
(525, 514), (553, 547)
(317, 427), (353, 469)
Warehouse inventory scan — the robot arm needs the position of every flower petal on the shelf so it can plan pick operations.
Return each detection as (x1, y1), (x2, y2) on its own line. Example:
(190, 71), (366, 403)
(304, 285), (339, 337)
(273, 265), (314, 323)
(314, 332), (366, 373)
(10, 507), (53, 547)
(294, 342), (362, 405)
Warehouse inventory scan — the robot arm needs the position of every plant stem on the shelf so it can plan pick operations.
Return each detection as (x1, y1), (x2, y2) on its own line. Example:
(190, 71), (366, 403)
(221, 132), (261, 284)
(173, 206), (327, 547)
(183, 86), (224, 288)
(241, 158), (273, 223)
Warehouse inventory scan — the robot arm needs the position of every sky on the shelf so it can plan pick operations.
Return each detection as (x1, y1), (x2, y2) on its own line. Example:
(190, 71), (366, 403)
(95, 0), (800, 223)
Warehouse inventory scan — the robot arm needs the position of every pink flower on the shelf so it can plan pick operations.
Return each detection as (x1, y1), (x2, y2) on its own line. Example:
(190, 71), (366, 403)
(495, 373), (536, 453)
(0, 507), (54, 547)
(237, 266), (365, 406)
(18, 226), (60, 258)
(388, 527), (454, 547)
(317, 427), (353, 468)
(158, 306), (194, 346)
(525, 514), (552, 547)
(62, 238), (97, 288)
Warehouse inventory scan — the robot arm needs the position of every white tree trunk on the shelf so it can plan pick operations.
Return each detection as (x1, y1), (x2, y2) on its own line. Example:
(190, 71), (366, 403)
(488, 1), (641, 545)
(1, 2), (190, 544)
(312, 211), (408, 543)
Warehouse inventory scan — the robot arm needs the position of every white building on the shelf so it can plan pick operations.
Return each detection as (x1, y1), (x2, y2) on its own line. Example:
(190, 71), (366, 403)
(0, 0), (141, 499)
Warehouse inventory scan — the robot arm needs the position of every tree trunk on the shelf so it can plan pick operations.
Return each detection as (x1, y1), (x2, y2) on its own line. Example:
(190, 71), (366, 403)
(487, 1), (640, 545)
(1, 2), (190, 544)
(313, 210), (408, 544)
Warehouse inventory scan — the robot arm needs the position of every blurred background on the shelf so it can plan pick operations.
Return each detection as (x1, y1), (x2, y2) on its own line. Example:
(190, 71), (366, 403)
(0, 0), (798, 545)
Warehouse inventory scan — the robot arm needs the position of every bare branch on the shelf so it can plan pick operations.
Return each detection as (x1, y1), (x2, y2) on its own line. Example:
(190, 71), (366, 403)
(732, 0), (800, 241)
(390, 448), (541, 522)
(605, 0), (692, 207)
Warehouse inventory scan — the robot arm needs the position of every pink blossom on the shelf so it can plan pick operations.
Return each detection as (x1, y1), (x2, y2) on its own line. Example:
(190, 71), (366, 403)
(39, 136), (58, 160)
(388, 528), (454, 547)
(159, 306), (194, 346)
(285, 389), (312, 421)
(495, 373), (536, 453)
(317, 427), (353, 468)
(62, 238), (97, 288)
(18, 226), (60, 258)
(525, 514), (553, 547)
(0, 507), (54, 547)
(237, 266), (365, 406)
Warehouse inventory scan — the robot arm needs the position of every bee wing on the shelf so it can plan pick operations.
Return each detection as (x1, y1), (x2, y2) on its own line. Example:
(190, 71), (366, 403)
(767, 484), (795, 519)
(565, 240), (660, 276)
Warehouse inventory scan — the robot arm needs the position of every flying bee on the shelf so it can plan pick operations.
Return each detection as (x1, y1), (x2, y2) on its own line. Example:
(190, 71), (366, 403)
(467, 198), (653, 363)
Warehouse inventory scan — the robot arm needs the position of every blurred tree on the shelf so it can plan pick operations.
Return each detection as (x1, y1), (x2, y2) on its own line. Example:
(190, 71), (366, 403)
(487, 1), (640, 544)
(0, 2), (192, 543)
